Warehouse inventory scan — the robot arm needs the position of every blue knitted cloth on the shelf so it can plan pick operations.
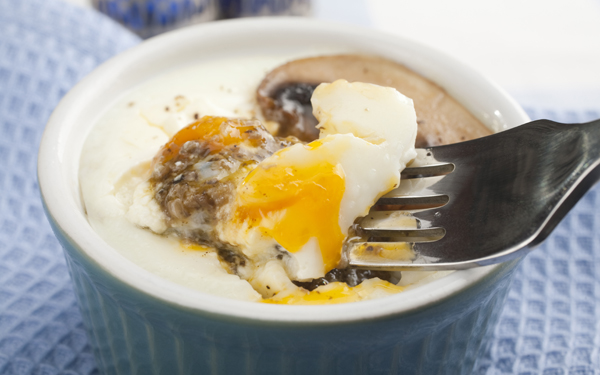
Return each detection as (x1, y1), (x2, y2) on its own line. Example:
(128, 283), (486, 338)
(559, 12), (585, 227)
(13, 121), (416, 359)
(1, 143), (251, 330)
(0, 1), (139, 374)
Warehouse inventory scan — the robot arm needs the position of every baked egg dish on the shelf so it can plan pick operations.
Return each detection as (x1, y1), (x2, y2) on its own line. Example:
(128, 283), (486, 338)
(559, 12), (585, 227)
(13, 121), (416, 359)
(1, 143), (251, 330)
(80, 54), (489, 304)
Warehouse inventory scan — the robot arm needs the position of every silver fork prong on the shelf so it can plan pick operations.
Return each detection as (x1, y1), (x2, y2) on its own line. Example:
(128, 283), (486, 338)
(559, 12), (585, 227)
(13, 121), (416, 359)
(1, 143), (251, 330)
(345, 241), (420, 271)
(376, 158), (455, 208)
(401, 163), (454, 179)
(375, 194), (449, 209)
(365, 228), (446, 242)
(358, 210), (446, 240)
(359, 211), (418, 230)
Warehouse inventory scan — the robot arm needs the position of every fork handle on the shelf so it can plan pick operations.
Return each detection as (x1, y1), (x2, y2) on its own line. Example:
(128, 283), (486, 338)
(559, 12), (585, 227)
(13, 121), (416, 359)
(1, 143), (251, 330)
(531, 119), (600, 245)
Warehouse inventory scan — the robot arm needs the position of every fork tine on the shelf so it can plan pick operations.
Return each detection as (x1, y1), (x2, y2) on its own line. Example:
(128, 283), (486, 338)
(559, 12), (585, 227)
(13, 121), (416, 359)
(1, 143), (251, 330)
(359, 211), (445, 239)
(351, 146), (461, 269)
(364, 228), (446, 241)
(375, 157), (455, 208)
(401, 163), (454, 179)
(359, 211), (419, 229)
(345, 241), (417, 271)
(375, 194), (449, 210)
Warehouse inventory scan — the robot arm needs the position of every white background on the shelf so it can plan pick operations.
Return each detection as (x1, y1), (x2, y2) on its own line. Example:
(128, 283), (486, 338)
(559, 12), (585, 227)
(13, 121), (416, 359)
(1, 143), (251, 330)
(65, 0), (600, 111)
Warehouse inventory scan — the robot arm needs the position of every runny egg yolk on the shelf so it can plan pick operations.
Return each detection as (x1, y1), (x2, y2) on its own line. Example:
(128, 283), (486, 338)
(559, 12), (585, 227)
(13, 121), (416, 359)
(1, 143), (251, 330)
(235, 142), (346, 272)
(153, 116), (266, 165)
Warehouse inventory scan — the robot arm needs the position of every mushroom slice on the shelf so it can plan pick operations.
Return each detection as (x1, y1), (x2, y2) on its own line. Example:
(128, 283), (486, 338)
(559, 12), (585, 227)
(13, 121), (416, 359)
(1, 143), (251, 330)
(256, 54), (492, 147)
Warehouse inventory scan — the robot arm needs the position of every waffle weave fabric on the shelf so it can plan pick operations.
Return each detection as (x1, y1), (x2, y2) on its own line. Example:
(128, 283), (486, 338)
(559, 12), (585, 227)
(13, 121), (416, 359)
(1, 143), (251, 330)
(0, 0), (139, 374)
(0, 1), (599, 374)
(473, 106), (600, 375)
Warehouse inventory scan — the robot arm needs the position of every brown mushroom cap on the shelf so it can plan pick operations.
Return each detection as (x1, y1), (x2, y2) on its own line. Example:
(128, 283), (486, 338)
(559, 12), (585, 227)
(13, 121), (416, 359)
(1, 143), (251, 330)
(257, 54), (492, 147)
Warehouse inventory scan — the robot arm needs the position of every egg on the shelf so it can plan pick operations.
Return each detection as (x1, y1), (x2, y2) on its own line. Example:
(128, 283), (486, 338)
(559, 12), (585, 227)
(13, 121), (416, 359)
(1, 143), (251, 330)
(218, 79), (418, 288)
(121, 76), (418, 303)
(313, 79), (417, 162)
(79, 54), (461, 305)
(222, 134), (404, 280)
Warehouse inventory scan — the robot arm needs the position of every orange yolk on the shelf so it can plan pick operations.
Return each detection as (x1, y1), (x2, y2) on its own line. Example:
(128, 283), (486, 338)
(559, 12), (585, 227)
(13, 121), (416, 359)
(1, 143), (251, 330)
(262, 280), (405, 305)
(153, 116), (266, 165)
(235, 146), (346, 272)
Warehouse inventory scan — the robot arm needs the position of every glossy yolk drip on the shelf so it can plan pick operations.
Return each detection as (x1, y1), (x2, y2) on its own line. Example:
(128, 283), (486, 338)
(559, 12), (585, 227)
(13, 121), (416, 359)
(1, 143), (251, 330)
(262, 280), (405, 305)
(235, 147), (346, 272)
(154, 116), (266, 165)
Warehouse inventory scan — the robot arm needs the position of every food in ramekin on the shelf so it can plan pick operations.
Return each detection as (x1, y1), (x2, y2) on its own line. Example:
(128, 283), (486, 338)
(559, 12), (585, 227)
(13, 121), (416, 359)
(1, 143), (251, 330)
(79, 54), (490, 304)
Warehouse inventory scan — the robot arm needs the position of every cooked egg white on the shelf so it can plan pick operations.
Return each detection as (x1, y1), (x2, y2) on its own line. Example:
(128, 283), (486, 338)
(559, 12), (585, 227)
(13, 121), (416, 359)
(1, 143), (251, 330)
(220, 80), (417, 287)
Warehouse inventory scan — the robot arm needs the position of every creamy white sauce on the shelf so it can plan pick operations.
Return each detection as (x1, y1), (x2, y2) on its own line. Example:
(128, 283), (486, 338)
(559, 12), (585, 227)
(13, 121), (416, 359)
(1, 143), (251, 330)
(79, 54), (450, 302)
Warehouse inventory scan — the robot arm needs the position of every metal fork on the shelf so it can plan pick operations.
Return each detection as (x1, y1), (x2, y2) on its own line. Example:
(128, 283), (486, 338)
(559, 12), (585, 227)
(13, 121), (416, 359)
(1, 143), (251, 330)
(346, 119), (600, 271)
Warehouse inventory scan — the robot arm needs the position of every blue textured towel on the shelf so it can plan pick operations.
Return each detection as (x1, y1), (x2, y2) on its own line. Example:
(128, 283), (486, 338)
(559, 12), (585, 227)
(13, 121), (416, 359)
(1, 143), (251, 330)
(0, 1), (598, 374)
(0, 1), (139, 374)
(474, 107), (600, 375)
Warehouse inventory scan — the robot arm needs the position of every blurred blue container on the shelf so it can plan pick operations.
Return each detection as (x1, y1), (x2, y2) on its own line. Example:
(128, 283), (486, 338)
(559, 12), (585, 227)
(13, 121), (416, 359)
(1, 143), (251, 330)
(93, 0), (218, 38)
(94, 0), (312, 38)
(219, 0), (311, 18)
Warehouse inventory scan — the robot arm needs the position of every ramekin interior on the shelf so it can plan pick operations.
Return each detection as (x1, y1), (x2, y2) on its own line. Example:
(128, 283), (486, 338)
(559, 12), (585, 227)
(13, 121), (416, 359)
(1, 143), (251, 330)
(38, 18), (529, 323)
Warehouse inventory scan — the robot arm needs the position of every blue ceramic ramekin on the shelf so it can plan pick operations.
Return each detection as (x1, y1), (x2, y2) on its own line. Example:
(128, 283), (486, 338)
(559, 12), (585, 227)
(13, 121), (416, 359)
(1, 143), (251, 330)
(38, 18), (529, 375)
